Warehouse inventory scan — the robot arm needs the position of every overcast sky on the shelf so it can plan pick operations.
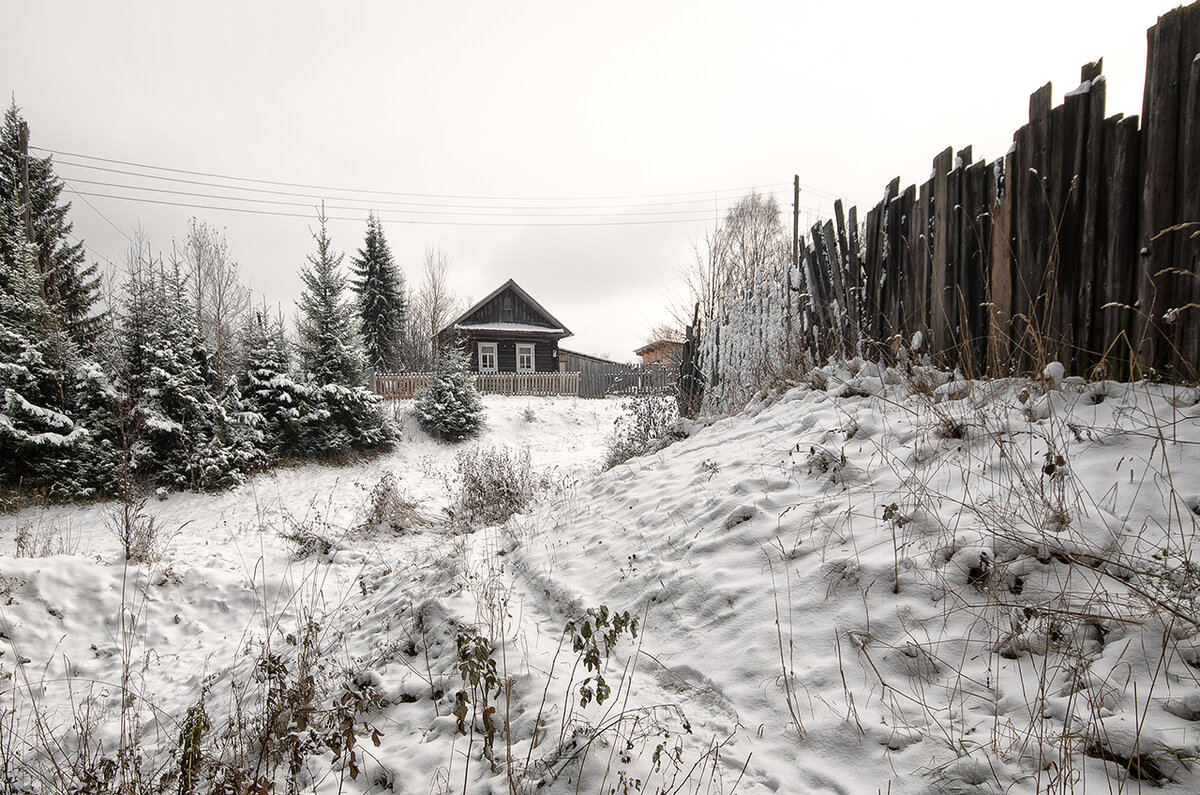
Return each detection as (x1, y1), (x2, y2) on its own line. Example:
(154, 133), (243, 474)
(3, 1), (1160, 362)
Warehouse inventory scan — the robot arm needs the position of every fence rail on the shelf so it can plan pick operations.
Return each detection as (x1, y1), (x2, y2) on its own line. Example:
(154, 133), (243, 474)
(372, 371), (581, 399)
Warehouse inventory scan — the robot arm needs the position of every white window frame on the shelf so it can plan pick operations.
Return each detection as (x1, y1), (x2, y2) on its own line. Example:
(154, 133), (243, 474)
(478, 342), (498, 373)
(516, 343), (535, 373)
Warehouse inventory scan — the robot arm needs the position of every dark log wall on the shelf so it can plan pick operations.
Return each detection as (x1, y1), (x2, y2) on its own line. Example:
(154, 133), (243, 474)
(464, 334), (559, 373)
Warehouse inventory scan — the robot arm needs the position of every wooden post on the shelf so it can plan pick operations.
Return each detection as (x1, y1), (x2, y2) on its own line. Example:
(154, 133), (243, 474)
(792, 175), (800, 272)
(931, 147), (954, 360)
(19, 121), (33, 245)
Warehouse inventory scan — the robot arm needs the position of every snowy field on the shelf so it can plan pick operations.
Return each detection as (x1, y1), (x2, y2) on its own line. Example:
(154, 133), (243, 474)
(3, 375), (1200, 794)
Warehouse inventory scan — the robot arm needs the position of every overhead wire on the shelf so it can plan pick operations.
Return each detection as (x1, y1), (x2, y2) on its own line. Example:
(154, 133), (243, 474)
(60, 178), (822, 220)
(35, 145), (795, 203)
(60, 179), (135, 245)
(44, 145), (839, 228)
(52, 159), (789, 211)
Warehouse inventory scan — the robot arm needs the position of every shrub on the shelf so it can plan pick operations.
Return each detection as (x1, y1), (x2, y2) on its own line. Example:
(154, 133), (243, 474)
(360, 472), (424, 533)
(604, 393), (681, 469)
(454, 446), (534, 526)
(414, 348), (484, 442)
(104, 497), (164, 563)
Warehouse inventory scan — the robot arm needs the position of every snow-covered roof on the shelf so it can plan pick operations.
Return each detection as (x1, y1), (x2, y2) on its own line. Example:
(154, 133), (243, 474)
(438, 279), (572, 338)
(454, 322), (566, 334)
(634, 338), (684, 355)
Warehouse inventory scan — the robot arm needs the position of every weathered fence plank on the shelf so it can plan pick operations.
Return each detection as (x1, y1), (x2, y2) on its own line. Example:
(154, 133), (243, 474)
(989, 150), (1016, 370)
(1079, 67), (1107, 374)
(931, 147), (954, 357)
(1139, 8), (1183, 373)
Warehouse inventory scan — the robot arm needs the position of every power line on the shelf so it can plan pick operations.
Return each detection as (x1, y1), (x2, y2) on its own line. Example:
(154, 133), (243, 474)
(53, 160), (789, 211)
(35, 145), (793, 203)
(68, 190), (791, 227)
(61, 178), (823, 220)
(61, 179), (135, 245)
(574, 274), (684, 337)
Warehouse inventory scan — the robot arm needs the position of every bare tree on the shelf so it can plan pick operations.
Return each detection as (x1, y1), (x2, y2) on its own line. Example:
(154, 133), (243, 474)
(677, 190), (789, 328)
(180, 219), (250, 384)
(644, 322), (683, 343)
(402, 245), (458, 370)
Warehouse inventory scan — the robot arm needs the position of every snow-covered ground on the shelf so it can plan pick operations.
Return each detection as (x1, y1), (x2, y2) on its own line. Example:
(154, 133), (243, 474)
(3, 375), (1200, 794)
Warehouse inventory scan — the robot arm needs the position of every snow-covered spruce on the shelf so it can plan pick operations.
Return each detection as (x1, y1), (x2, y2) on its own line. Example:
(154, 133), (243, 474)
(295, 209), (394, 456)
(413, 345), (484, 441)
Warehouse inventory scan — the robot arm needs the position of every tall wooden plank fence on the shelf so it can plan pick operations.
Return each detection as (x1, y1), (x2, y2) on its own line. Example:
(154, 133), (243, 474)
(704, 4), (1200, 389)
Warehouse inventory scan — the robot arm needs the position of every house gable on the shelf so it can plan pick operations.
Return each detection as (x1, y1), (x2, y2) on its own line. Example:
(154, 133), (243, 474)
(441, 279), (572, 337)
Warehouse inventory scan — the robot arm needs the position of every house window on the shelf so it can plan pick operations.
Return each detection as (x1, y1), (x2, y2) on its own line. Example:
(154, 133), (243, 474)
(516, 343), (535, 373)
(478, 342), (498, 373)
(501, 295), (514, 322)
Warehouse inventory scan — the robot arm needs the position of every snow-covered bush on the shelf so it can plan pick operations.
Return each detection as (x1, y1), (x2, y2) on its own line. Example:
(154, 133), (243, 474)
(414, 347), (484, 442)
(360, 471), (423, 533)
(604, 393), (681, 469)
(453, 446), (533, 526)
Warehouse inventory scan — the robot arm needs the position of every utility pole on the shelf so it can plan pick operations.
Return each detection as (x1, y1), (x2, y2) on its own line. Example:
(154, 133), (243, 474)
(19, 121), (33, 245)
(788, 175), (801, 363)
(792, 175), (800, 271)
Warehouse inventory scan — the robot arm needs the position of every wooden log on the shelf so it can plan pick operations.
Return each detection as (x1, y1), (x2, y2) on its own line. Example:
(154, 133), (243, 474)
(962, 161), (990, 370)
(886, 193), (904, 338)
(881, 179), (901, 342)
(944, 157), (963, 365)
(847, 205), (862, 345)
(990, 149), (1016, 373)
(899, 184), (917, 337)
(1179, 53), (1200, 376)
(913, 178), (933, 342)
(1103, 114), (1140, 379)
(863, 205), (882, 344)
(954, 160), (974, 368)
(1020, 84), (1053, 367)
(931, 147), (954, 359)
(1052, 84), (1089, 371)
(821, 220), (848, 355)
(835, 200), (857, 345)
(1138, 8), (1182, 375)
(810, 223), (833, 356)
(1079, 69), (1108, 376)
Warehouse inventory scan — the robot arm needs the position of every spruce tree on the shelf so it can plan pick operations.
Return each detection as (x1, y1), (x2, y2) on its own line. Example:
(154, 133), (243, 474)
(0, 216), (86, 495)
(296, 210), (394, 455)
(414, 346), (484, 442)
(350, 213), (405, 372)
(120, 253), (262, 490)
(0, 102), (103, 350)
(239, 309), (310, 458)
(298, 210), (363, 387)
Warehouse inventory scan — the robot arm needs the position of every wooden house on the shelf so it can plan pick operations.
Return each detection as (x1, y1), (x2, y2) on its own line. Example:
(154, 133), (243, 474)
(633, 338), (684, 366)
(436, 279), (572, 373)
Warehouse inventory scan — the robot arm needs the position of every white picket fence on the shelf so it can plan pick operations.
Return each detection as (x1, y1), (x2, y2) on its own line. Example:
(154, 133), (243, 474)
(372, 371), (581, 399)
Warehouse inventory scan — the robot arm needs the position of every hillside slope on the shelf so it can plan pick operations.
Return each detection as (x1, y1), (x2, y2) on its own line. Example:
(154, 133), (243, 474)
(2, 376), (1200, 794)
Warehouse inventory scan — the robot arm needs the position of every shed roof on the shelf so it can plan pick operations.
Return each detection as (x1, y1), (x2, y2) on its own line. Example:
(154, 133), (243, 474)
(633, 338), (684, 356)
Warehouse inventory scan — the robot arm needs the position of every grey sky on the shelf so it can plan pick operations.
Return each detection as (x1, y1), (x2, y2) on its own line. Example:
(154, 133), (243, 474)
(4, 0), (1154, 361)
